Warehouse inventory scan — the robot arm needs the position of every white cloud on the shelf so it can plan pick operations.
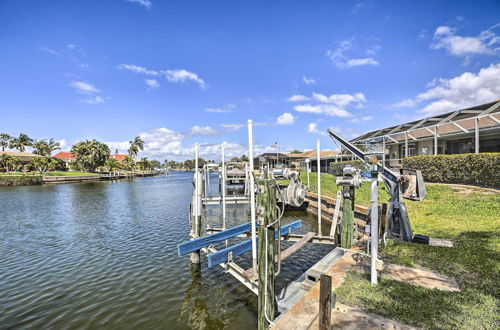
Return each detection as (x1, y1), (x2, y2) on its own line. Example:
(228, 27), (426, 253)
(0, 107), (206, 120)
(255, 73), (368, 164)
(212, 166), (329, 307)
(190, 125), (218, 135)
(84, 96), (105, 104)
(118, 64), (206, 89)
(295, 104), (352, 117)
(290, 91), (366, 117)
(311, 92), (366, 106)
(346, 58), (379, 67)
(393, 63), (500, 115)
(349, 115), (373, 123)
(145, 79), (159, 88)
(307, 123), (326, 136)
(220, 123), (246, 131)
(220, 121), (268, 132)
(302, 76), (316, 85)
(117, 64), (159, 75)
(205, 104), (235, 113)
(326, 39), (380, 68)
(431, 24), (499, 57)
(276, 112), (295, 125)
(126, 0), (152, 8)
(163, 69), (206, 89)
(70, 81), (100, 94)
(287, 94), (310, 102)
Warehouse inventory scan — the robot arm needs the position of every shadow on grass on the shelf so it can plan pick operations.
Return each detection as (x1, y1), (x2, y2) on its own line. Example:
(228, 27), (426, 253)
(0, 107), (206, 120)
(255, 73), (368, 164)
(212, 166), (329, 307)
(336, 230), (499, 329)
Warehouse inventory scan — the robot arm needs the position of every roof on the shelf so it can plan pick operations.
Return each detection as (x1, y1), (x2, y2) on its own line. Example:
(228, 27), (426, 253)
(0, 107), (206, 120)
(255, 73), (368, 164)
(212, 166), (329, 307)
(53, 152), (75, 159)
(286, 150), (339, 159)
(0, 151), (40, 160)
(255, 152), (291, 159)
(351, 100), (500, 143)
(109, 154), (127, 161)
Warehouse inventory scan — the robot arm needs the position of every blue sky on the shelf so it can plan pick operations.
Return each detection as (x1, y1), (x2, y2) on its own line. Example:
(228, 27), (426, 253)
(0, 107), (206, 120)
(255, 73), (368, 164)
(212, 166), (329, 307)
(1, 0), (499, 160)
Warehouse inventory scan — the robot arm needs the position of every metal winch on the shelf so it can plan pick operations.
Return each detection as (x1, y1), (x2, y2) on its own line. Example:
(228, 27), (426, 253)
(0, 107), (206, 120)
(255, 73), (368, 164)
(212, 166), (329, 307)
(279, 168), (307, 207)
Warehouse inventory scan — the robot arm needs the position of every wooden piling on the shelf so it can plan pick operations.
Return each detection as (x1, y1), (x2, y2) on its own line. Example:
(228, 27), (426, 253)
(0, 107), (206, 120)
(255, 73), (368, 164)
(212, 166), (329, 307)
(257, 179), (276, 330)
(319, 274), (332, 330)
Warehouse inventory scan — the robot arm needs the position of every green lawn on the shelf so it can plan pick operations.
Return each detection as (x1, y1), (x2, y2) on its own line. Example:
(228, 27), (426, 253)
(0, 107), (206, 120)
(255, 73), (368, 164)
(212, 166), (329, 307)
(306, 172), (500, 329)
(298, 172), (391, 206)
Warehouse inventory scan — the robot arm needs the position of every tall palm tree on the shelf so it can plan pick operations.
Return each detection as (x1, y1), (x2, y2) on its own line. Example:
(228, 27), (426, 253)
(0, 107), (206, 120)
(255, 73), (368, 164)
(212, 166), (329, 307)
(47, 138), (61, 155)
(128, 136), (145, 158)
(0, 133), (12, 151)
(32, 139), (49, 156)
(10, 133), (33, 152)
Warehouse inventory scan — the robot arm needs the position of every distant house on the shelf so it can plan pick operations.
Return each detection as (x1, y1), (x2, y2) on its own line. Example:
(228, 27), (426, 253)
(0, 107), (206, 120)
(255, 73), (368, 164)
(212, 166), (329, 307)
(54, 152), (128, 168)
(53, 152), (75, 166)
(350, 100), (500, 167)
(0, 151), (40, 164)
(253, 152), (291, 170)
(109, 154), (127, 162)
(285, 150), (344, 172)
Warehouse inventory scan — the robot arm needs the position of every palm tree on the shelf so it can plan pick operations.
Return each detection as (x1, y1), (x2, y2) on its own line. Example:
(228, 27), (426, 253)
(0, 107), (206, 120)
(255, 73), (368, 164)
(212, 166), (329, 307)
(32, 139), (49, 156)
(0, 154), (12, 171)
(10, 133), (33, 152)
(128, 136), (145, 158)
(47, 138), (61, 155)
(0, 133), (12, 151)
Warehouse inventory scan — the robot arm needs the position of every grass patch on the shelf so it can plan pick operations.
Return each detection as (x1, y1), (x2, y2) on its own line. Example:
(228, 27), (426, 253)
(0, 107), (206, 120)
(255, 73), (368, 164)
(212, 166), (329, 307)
(42, 171), (98, 176)
(329, 183), (500, 329)
(298, 172), (391, 206)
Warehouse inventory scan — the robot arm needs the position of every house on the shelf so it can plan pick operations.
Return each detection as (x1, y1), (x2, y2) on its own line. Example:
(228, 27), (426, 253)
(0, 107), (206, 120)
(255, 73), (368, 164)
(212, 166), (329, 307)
(54, 152), (129, 168)
(253, 152), (291, 170)
(350, 100), (500, 167)
(285, 150), (345, 172)
(0, 151), (40, 163)
(109, 154), (127, 162)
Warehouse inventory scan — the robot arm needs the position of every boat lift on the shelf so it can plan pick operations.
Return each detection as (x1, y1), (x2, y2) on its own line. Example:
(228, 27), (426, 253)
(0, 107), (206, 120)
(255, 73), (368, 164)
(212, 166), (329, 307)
(176, 123), (427, 329)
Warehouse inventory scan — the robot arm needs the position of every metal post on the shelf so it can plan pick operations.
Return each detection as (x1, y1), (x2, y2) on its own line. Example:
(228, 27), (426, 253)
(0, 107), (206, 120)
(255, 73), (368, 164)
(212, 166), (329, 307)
(190, 143), (201, 264)
(370, 170), (379, 286)
(404, 132), (409, 158)
(222, 144), (226, 230)
(434, 126), (438, 155)
(317, 140), (322, 236)
(475, 118), (479, 153)
(248, 120), (258, 273)
(306, 159), (310, 188)
(382, 137), (386, 168)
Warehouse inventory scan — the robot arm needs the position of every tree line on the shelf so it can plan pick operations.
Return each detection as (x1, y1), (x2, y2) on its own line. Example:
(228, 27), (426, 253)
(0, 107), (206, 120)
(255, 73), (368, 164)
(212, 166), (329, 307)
(0, 133), (162, 173)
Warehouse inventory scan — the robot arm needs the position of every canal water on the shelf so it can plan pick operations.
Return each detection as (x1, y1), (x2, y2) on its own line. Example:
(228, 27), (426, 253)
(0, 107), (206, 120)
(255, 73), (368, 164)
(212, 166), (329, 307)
(0, 171), (333, 329)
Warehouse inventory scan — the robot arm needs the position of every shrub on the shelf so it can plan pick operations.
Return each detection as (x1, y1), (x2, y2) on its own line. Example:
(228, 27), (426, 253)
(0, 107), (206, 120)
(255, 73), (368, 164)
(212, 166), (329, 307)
(328, 160), (366, 176)
(403, 153), (500, 188)
(0, 175), (43, 186)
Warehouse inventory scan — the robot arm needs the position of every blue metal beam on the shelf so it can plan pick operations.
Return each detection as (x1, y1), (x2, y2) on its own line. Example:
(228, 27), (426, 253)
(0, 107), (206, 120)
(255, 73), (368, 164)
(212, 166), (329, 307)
(178, 222), (253, 256)
(207, 220), (302, 268)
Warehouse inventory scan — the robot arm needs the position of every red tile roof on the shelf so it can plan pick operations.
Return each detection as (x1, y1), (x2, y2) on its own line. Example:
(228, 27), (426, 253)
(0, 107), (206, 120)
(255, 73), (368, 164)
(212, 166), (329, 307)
(53, 152), (75, 159)
(109, 154), (127, 161)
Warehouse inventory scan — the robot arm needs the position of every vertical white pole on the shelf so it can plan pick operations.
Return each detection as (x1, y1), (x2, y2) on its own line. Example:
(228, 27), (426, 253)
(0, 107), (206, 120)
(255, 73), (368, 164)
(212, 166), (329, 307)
(434, 126), (438, 155)
(382, 137), (386, 168)
(370, 174), (379, 286)
(404, 132), (409, 158)
(195, 143), (199, 219)
(248, 120), (257, 272)
(222, 144), (226, 230)
(475, 118), (479, 154)
(317, 140), (322, 236)
(306, 160), (310, 188)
